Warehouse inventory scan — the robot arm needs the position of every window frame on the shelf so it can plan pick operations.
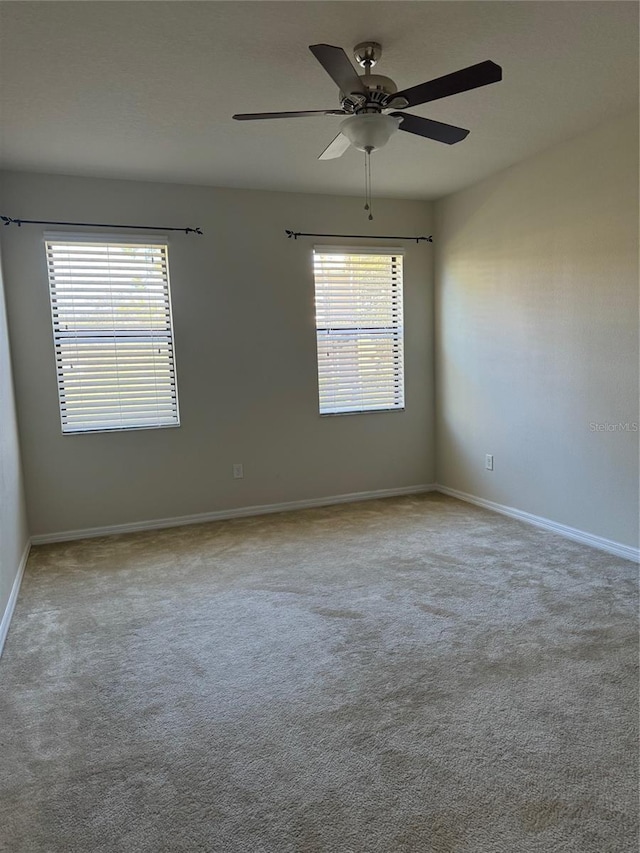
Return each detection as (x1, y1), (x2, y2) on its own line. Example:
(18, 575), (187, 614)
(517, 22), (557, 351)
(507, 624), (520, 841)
(44, 232), (181, 435)
(312, 245), (406, 417)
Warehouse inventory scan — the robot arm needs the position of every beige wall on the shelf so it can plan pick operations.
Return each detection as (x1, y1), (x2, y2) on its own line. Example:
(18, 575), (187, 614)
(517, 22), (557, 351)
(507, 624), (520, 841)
(3, 112), (636, 549)
(0, 244), (29, 623)
(0, 173), (435, 537)
(435, 110), (639, 548)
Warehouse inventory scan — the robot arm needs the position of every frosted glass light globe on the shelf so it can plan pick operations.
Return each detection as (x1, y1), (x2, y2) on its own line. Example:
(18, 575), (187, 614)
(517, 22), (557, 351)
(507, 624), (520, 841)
(340, 114), (402, 152)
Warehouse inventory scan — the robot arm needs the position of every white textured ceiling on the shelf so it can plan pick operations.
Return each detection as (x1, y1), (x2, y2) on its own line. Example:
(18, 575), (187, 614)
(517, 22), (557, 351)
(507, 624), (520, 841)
(0, 1), (638, 200)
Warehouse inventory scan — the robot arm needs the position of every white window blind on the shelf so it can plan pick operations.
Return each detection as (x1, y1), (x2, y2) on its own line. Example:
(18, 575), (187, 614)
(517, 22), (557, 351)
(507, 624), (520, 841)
(45, 235), (180, 433)
(313, 248), (405, 415)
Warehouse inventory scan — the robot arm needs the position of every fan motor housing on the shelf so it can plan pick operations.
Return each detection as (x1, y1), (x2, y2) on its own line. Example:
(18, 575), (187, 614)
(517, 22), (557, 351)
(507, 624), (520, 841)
(362, 74), (397, 94)
(341, 74), (398, 113)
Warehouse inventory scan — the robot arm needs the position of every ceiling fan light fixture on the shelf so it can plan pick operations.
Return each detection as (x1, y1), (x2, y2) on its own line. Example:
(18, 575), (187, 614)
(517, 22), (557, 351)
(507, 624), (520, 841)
(340, 113), (401, 153)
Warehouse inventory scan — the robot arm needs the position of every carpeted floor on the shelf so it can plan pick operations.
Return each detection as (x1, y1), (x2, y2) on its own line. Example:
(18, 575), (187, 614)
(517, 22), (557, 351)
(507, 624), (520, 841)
(0, 493), (637, 852)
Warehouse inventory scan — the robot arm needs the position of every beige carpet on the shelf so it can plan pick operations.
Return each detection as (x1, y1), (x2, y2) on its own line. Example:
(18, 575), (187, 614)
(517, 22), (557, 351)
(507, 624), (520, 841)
(0, 493), (637, 852)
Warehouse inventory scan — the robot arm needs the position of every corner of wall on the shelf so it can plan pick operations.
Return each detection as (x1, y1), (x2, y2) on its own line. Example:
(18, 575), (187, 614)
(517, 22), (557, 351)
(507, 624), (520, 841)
(0, 235), (30, 656)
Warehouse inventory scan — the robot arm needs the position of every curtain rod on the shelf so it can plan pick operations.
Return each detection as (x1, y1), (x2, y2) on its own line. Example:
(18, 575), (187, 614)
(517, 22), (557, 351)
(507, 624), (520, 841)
(285, 230), (432, 244)
(1, 216), (203, 235)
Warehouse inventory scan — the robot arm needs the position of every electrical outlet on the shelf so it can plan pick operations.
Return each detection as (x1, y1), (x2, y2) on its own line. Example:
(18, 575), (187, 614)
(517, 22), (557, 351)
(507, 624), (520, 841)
(485, 454), (494, 471)
(232, 463), (244, 479)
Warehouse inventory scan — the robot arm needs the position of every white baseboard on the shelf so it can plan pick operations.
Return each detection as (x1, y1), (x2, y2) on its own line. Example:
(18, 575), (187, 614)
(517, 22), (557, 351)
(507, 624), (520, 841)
(0, 540), (31, 658)
(436, 485), (639, 563)
(29, 481), (636, 561)
(30, 484), (437, 545)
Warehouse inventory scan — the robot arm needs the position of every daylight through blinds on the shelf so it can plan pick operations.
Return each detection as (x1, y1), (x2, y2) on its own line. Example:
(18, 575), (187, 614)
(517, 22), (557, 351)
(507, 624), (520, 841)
(313, 249), (404, 415)
(46, 237), (179, 433)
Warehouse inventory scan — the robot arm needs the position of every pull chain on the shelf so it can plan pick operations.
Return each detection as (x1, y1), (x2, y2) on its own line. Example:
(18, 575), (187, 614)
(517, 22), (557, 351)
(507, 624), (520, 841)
(364, 153), (369, 213)
(367, 149), (373, 220)
(363, 147), (374, 220)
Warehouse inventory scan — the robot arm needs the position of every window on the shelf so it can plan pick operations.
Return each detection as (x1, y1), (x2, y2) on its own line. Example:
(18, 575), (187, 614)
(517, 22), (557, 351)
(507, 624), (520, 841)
(45, 234), (179, 433)
(313, 248), (405, 415)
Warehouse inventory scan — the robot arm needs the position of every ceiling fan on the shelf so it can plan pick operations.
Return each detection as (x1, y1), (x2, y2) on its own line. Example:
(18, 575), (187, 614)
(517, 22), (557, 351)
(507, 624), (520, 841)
(232, 42), (502, 159)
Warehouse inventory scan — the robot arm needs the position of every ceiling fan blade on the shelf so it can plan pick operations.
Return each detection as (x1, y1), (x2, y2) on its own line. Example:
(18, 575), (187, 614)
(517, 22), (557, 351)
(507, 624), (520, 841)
(318, 133), (351, 160)
(233, 109), (347, 121)
(391, 60), (502, 109)
(391, 112), (470, 145)
(309, 44), (366, 95)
